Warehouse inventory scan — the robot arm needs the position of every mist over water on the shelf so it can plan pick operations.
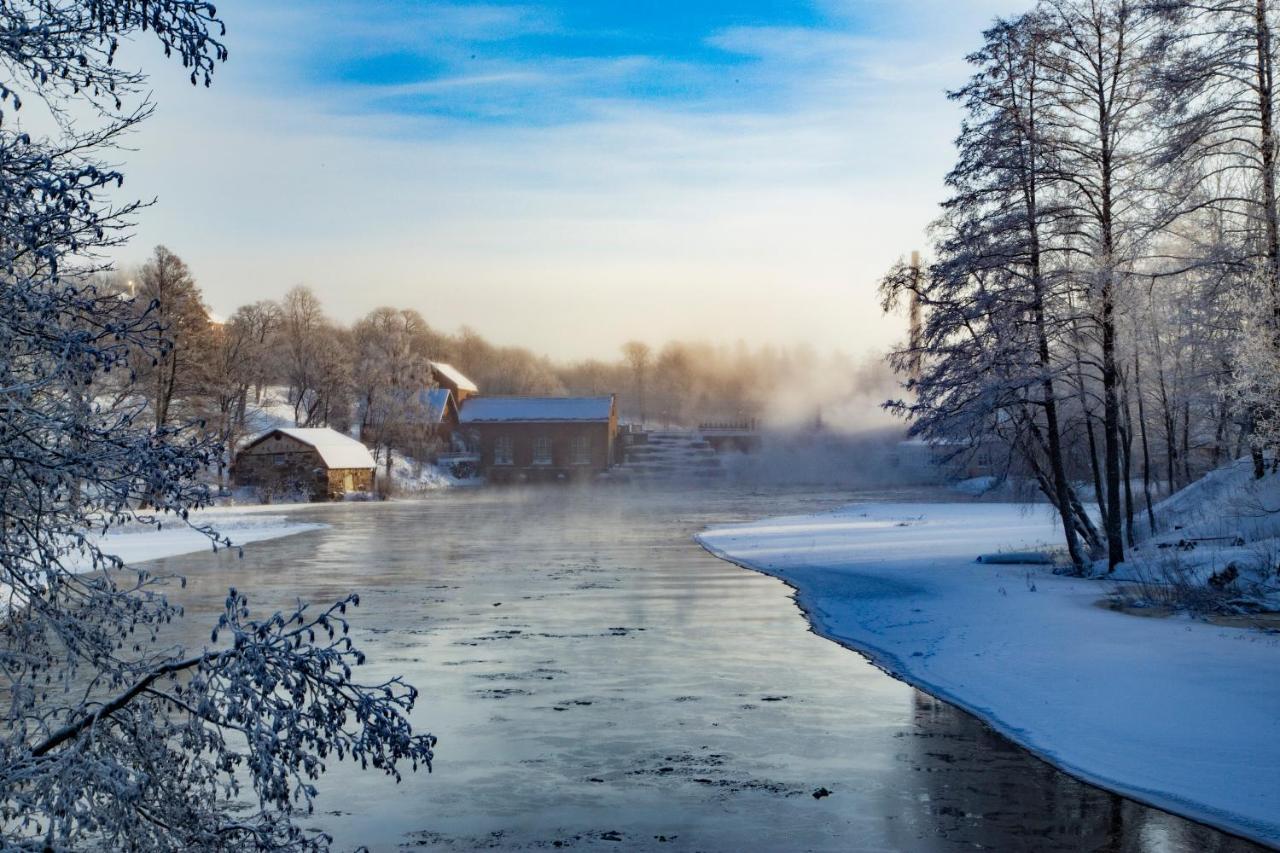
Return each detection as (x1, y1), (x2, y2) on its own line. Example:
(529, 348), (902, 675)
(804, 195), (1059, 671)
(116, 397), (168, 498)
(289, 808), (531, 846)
(719, 428), (936, 489)
(151, 486), (1261, 852)
(707, 350), (935, 489)
(756, 353), (902, 435)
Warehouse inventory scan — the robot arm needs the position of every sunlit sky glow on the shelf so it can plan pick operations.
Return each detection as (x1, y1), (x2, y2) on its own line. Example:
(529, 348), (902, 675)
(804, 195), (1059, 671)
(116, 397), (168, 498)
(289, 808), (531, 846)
(117, 0), (1022, 360)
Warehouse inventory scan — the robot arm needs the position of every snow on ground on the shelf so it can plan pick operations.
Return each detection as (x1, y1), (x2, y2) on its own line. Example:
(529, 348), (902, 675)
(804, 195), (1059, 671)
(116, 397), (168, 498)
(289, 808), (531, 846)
(1138, 458), (1280, 542)
(1117, 461), (1280, 610)
(383, 451), (481, 493)
(241, 386), (299, 436)
(697, 502), (1280, 847)
(72, 506), (326, 571)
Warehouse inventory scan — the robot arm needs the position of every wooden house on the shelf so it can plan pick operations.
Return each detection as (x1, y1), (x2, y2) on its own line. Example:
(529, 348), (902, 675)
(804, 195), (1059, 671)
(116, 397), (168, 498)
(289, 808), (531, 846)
(459, 396), (618, 482)
(233, 427), (376, 500)
(411, 387), (461, 448)
(422, 387), (459, 429)
(429, 361), (479, 405)
(353, 387), (461, 456)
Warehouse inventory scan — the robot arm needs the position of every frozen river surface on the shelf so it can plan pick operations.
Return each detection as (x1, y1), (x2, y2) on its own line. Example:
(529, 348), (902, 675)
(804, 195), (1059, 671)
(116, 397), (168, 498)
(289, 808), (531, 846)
(154, 486), (1268, 851)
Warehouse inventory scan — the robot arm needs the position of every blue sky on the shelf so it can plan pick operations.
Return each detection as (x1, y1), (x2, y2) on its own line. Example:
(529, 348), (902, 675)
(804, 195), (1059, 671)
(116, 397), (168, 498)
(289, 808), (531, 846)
(120, 0), (1021, 359)
(304, 1), (840, 121)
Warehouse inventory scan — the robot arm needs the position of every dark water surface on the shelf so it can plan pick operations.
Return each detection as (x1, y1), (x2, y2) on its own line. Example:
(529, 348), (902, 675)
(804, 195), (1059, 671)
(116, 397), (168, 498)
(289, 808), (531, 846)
(153, 486), (1268, 852)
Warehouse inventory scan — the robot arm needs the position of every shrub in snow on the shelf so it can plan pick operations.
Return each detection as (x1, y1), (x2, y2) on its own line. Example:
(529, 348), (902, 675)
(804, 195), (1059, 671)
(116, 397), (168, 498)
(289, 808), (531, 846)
(1207, 564), (1240, 591)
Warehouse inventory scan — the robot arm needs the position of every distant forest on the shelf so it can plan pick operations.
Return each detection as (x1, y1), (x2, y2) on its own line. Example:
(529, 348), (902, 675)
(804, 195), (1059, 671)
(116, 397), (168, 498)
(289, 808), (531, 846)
(106, 246), (894, 465)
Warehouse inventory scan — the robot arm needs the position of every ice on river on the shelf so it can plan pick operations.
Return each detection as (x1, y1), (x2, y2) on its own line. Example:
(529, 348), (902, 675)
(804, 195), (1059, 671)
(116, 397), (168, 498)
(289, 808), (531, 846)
(72, 504), (326, 571)
(698, 501), (1280, 847)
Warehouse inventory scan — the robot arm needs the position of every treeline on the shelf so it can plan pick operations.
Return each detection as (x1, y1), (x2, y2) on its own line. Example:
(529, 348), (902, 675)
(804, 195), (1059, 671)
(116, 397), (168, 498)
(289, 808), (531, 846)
(884, 0), (1280, 572)
(112, 246), (878, 473)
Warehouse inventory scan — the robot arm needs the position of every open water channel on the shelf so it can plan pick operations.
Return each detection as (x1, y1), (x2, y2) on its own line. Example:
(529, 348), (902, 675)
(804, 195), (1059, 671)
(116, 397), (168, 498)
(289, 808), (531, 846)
(152, 485), (1270, 852)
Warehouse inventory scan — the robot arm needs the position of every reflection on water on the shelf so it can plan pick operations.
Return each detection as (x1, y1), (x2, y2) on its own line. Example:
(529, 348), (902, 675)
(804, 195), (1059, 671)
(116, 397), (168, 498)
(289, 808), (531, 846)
(148, 486), (1266, 852)
(890, 692), (1252, 851)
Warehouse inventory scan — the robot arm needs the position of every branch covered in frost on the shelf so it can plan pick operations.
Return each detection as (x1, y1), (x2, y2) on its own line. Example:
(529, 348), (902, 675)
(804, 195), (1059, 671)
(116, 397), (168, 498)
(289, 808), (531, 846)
(0, 3), (435, 849)
(4, 592), (435, 851)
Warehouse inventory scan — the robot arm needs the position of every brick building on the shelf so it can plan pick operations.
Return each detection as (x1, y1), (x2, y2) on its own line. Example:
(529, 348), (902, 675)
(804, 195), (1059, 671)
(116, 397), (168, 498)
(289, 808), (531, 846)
(459, 396), (618, 482)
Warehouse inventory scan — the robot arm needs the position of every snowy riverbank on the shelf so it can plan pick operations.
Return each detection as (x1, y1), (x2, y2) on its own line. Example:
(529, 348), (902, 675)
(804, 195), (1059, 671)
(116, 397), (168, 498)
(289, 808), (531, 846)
(73, 505), (327, 571)
(697, 502), (1280, 847)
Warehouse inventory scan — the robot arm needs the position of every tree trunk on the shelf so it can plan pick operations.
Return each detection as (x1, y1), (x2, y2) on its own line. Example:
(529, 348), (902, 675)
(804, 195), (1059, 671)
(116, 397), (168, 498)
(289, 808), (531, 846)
(1068, 481), (1104, 554)
(1101, 284), (1125, 570)
(1134, 349), (1156, 531)
(1257, 0), (1280, 295)
(1072, 315), (1108, 523)
(1025, 138), (1085, 569)
(1255, 0), (1280, 476)
(1121, 380), (1136, 547)
(156, 352), (178, 429)
(1181, 400), (1192, 485)
(1152, 331), (1177, 493)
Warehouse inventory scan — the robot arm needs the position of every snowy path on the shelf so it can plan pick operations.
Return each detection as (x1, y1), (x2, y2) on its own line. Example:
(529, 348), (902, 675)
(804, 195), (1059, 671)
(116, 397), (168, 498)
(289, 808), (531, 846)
(697, 502), (1280, 848)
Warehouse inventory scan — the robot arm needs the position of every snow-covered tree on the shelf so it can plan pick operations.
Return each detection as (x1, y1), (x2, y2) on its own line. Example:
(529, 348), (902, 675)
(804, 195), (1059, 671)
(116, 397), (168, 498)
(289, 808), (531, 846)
(276, 286), (353, 428)
(882, 12), (1102, 568)
(1038, 0), (1169, 569)
(206, 300), (284, 484)
(353, 307), (436, 474)
(133, 245), (214, 429)
(622, 341), (653, 424)
(880, 0), (1276, 567)
(1227, 266), (1280, 456)
(0, 3), (434, 849)
(1157, 0), (1280, 475)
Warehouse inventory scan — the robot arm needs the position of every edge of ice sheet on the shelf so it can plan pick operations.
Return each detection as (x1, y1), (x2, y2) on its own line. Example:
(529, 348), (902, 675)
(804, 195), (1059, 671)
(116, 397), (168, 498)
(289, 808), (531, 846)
(696, 503), (1280, 849)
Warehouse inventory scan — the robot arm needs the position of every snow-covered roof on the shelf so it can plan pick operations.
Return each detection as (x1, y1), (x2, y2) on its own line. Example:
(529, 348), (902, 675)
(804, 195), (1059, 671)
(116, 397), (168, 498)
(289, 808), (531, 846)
(255, 428), (376, 470)
(417, 388), (454, 423)
(430, 361), (478, 393)
(460, 396), (615, 424)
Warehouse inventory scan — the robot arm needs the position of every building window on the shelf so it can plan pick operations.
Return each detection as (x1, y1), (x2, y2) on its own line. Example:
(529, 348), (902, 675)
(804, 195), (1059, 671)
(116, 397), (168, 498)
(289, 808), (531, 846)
(494, 436), (514, 466)
(273, 454), (286, 467)
(571, 435), (591, 465)
(533, 436), (553, 466)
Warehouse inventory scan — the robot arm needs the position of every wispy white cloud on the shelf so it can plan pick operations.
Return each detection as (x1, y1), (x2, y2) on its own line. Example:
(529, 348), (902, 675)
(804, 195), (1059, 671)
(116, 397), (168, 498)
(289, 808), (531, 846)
(112, 0), (1028, 360)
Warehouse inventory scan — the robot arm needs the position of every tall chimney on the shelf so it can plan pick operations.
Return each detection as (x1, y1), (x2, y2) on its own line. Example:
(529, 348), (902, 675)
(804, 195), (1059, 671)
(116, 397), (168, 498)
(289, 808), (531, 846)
(908, 251), (922, 381)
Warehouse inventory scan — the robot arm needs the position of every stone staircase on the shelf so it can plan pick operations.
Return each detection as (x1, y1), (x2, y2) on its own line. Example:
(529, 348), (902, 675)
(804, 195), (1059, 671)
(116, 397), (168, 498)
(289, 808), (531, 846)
(619, 429), (723, 481)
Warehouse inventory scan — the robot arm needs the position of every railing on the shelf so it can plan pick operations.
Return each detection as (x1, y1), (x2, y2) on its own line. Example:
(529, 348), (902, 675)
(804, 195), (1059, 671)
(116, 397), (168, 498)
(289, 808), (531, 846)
(698, 419), (758, 433)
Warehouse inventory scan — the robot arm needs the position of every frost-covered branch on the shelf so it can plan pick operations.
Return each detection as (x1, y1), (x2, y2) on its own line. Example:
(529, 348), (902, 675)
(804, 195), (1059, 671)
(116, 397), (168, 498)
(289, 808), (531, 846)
(0, 3), (435, 849)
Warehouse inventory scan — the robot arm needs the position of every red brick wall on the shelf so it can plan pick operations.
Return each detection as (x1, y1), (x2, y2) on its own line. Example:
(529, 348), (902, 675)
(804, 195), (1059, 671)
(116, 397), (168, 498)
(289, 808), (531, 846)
(466, 421), (616, 481)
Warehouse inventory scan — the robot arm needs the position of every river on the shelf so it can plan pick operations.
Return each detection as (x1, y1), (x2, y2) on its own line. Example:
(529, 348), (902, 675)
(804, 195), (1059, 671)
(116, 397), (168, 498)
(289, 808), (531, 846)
(151, 485), (1268, 851)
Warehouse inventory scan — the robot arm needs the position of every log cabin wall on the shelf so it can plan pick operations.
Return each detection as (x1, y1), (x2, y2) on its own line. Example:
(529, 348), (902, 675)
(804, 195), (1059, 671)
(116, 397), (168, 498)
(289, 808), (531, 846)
(233, 432), (374, 500)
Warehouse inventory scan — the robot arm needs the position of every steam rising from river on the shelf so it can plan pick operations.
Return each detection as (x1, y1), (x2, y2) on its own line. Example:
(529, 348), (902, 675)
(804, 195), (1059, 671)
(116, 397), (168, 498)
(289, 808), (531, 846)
(757, 355), (901, 435)
(713, 353), (935, 489)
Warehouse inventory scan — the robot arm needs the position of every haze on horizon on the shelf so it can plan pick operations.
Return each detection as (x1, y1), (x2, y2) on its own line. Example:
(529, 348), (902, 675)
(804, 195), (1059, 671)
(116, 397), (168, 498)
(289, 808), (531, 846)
(113, 0), (1022, 361)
